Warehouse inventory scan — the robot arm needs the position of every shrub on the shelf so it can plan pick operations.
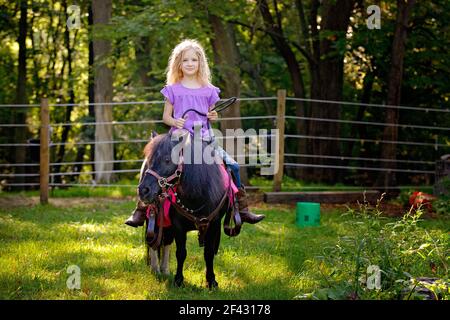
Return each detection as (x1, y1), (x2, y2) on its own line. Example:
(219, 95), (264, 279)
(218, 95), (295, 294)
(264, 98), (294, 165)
(297, 194), (449, 300)
(433, 196), (450, 216)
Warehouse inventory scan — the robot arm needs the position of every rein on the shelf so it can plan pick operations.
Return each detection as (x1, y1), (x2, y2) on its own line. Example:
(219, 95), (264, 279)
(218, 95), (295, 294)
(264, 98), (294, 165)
(181, 97), (237, 138)
(181, 97), (237, 119)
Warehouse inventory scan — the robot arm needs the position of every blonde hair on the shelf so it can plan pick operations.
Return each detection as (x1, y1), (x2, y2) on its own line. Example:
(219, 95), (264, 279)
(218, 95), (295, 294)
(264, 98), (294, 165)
(165, 39), (211, 86)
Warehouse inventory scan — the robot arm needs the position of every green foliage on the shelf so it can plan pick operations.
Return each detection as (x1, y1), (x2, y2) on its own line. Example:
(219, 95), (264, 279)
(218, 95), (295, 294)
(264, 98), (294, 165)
(433, 196), (450, 216)
(297, 195), (449, 300)
(1, 0), (450, 187)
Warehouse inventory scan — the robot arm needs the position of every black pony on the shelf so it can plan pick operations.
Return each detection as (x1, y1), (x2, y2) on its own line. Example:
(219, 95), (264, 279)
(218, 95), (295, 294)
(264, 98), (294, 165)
(138, 131), (235, 288)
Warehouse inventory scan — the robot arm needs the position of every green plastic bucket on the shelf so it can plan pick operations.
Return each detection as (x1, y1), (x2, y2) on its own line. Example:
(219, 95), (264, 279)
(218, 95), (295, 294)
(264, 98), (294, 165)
(296, 202), (320, 227)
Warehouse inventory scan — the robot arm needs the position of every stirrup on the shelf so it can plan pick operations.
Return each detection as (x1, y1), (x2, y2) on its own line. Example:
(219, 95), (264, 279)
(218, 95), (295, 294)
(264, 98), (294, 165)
(224, 201), (241, 237)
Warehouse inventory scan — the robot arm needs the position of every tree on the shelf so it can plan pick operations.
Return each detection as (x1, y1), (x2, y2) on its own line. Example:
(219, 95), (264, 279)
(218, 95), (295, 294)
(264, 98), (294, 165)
(53, 0), (79, 184)
(208, 13), (249, 184)
(239, 0), (356, 183)
(92, 0), (114, 183)
(256, 0), (308, 180)
(303, 0), (356, 183)
(377, 0), (416, 190)
(13, 0), (29, 189)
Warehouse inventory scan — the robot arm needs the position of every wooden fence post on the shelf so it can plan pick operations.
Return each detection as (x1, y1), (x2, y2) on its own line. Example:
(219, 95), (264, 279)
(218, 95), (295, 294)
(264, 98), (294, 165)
(40, 98), (49, 204)
(273, 89), (286, 192)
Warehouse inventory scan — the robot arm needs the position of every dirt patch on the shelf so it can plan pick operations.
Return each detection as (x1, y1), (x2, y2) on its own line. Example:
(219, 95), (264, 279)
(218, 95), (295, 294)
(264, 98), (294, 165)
(247, 191), (439, 218)
(320, 202), (441, 218)
(0, 195), (132, 209)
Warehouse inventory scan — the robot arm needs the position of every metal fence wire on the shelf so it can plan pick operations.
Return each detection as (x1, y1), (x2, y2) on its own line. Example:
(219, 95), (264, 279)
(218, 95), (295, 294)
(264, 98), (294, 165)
(0, 94), (449, 193)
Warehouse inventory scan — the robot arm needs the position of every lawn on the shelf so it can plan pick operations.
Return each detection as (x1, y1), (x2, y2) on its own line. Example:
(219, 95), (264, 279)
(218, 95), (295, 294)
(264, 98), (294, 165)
(0, 193), (448, 300)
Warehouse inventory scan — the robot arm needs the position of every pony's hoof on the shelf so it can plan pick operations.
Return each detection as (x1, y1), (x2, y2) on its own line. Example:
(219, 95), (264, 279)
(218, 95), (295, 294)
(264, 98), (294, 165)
(207, 280), (218, 289)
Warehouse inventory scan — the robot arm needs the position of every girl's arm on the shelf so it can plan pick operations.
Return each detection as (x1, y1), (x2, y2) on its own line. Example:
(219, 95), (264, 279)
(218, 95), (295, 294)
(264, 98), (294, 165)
(163, 101), (185, 129)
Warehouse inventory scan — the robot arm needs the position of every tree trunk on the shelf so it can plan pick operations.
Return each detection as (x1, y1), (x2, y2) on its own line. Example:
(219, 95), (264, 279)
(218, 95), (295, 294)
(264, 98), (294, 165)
(240, 61), (274, 115)
(308, 0), (355, 183)
(257, 0), (308, 181)
(208, 13), (249, 185)
(88, 4), (96, 171)
(377, 0), (416, 190)
(339, 72), (374, 183)
(13, 0), (29, 190)
(54, 0), (77, 184)
(92, 0), (114, 183)
(72, 3), (96, 180)
(135, 36), (153, 89)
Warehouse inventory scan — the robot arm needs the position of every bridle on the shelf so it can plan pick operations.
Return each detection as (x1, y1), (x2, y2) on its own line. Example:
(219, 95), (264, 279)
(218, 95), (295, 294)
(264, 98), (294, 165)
(144, 153), (184, 199)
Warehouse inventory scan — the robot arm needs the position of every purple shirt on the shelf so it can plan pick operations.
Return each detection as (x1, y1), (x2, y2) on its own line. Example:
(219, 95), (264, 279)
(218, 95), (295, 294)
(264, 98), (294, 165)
(161, 82), (221, 138)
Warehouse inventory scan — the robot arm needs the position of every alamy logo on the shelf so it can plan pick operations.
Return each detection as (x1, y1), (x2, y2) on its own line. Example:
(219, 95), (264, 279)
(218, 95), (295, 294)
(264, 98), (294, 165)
(67, 5), (81, 30)
(66, 265), (81, 290)
(366, 265), (381, 290)
(170, 127), (280, 175)
(367, 5), (381, 29)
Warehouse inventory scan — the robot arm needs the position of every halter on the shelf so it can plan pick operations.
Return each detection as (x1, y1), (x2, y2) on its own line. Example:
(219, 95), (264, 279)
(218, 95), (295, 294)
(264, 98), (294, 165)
(144, 152), (184, 198)
(143, 150), (183, 250)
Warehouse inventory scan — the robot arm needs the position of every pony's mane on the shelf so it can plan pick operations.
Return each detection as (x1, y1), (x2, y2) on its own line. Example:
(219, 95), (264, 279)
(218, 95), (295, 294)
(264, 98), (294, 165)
(143, 134), (166, 159)
(146, 133), (226, 212)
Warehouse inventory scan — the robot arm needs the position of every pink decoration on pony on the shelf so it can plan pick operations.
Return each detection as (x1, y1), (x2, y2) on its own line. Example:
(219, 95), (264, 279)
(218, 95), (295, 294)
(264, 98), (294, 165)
(159, 164), (237, 227)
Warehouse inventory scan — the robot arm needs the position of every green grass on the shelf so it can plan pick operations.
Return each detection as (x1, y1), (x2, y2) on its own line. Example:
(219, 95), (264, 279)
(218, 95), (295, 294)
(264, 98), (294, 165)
(0, 196), (447, 300)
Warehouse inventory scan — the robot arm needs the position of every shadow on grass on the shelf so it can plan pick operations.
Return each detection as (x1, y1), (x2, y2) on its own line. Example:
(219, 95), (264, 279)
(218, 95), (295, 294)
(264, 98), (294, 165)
(2, 200), (132, 222)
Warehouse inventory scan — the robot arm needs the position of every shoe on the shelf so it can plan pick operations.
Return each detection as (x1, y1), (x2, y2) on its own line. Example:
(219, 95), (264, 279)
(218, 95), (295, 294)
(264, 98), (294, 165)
(236, 186), (265, 224)
(125, 201), (147, 227)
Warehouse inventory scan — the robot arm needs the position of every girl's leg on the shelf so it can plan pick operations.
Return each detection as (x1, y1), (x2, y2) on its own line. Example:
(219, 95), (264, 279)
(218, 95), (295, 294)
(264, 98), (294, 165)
(215, 146), (264, 224)
(215, 146), (241, 187)
(224, 159), (241, 188)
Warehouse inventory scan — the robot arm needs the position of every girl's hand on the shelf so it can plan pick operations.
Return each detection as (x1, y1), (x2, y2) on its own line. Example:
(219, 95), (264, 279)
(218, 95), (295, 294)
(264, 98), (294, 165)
(173, 117), (186, 129)
(207, 110), (218, 122)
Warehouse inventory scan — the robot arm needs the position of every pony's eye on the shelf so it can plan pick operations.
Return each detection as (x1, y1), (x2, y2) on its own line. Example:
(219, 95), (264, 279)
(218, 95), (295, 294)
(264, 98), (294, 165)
(164, 156), (170, 163)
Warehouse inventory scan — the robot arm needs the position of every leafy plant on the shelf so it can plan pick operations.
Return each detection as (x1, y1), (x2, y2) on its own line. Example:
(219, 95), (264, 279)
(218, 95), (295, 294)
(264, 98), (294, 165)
(298, 195), (449, 300)
(433, 196), (450, 215)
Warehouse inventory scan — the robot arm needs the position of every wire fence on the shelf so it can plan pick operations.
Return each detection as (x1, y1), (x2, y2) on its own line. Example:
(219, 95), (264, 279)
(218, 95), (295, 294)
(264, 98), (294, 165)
(1, 94), (449, 196)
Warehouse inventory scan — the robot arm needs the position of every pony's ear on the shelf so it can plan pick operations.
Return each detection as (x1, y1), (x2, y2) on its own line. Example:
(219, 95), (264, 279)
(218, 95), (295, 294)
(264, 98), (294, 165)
(150, 130), (158, 140)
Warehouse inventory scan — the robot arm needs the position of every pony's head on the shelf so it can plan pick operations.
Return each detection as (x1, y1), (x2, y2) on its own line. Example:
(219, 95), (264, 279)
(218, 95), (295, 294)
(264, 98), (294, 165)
(138, 131), (189, 204)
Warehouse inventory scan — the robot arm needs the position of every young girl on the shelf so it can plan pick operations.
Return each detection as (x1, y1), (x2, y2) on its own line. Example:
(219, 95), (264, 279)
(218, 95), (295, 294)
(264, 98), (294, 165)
(125, 39), (264, 227)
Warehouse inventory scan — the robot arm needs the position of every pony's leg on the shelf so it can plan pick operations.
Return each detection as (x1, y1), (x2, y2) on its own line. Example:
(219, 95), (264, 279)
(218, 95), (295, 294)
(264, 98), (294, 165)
(160, 244), (171, 275)
(204, 223), (221, 289)
(174, 232), (187, 287)
(149, 248), (160, 274)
